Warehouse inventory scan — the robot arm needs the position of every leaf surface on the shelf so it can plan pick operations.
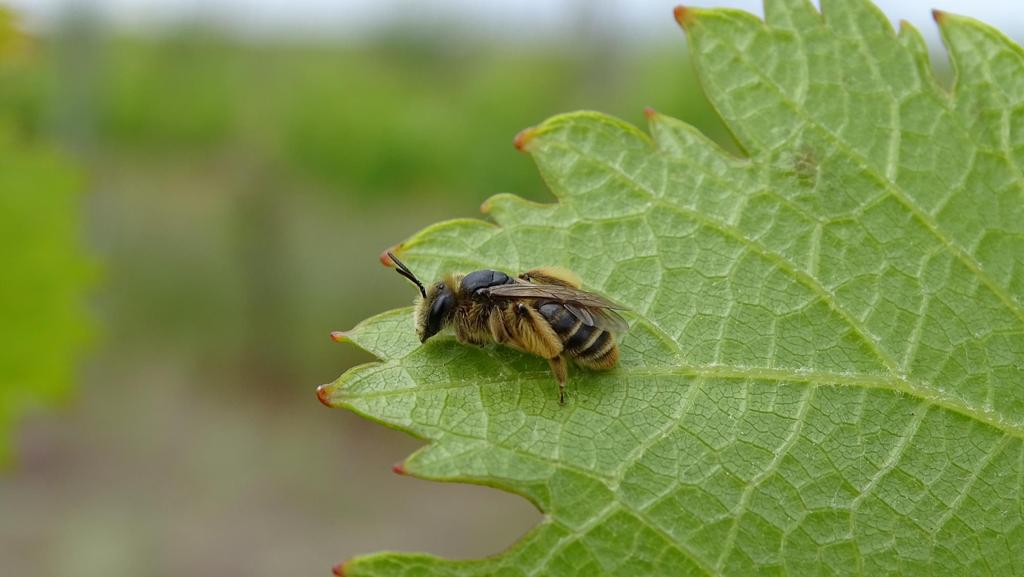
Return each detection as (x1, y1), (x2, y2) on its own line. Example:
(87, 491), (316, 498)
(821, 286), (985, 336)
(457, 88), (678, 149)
(320, 2), (1024, 575)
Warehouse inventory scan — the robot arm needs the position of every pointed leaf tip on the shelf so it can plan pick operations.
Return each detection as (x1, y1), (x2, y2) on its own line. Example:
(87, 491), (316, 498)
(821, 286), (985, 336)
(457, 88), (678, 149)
(392, 462), (408, 475)
(932, 9), (946, 24)
(330, 331), (349, 343)
(513, 127), (536, 152)
(644, 106), (657, 120)
(379, 247), (401, 267)
(332, 561), (348, 576)
(673, 5), (694, 27)
(316, 383), (333, 407)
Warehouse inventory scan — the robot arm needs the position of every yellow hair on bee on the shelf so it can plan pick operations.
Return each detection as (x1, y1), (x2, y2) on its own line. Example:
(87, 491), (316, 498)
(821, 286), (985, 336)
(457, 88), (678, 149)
(519, 267), (581, 288)
(512, 304), (562, 359)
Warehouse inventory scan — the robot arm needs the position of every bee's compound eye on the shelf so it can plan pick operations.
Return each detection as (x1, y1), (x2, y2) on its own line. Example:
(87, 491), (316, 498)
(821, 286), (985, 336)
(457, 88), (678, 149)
(423, 287), (455, 341)
(430, 291), (453, 319)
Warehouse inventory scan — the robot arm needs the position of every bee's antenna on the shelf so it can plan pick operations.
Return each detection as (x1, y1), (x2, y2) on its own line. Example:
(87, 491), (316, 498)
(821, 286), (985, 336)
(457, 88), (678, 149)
(388, 251), (427, 298)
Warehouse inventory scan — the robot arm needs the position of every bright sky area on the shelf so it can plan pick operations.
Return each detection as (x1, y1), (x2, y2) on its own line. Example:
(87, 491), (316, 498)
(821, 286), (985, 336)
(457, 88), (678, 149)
(6, 0), (1023, 48)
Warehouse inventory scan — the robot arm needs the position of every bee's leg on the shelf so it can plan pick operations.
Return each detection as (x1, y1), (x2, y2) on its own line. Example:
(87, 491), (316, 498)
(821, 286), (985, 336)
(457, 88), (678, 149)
(506, 302), (565, 403)
(513, 303), (562, 357)
(454, 323), (488, 347)
(547, 355), (568, 405)
(488, 309), (512, 345)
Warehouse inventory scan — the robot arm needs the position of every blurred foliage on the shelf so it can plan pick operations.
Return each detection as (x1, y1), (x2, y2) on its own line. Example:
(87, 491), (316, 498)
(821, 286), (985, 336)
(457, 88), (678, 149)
(0, 20), (734, 383)
(0, 8), (91, 463)
(101, 32), (237, 149)
(6, 25), (732, 203)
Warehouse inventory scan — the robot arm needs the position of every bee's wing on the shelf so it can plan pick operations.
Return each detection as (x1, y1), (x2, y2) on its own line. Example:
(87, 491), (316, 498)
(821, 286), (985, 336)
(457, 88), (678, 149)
(564, 303), (631, 334)
(578, 306), (630, 333)
(481, 283), (630, 333)
(482, 283), (625, 308)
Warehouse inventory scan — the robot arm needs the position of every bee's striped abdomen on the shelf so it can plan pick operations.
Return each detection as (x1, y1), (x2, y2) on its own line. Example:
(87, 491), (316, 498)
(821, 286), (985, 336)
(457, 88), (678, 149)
(577, 331), (613, 361)
(539, 302), (577, 335)
(537, 302), (618, 368)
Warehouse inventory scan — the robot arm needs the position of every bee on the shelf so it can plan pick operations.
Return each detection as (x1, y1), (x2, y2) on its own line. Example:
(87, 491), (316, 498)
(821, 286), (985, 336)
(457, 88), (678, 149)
(386, 251), (629, 404)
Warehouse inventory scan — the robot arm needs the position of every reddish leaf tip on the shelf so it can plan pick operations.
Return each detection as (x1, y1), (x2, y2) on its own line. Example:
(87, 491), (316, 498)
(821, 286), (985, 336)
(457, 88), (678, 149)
(316, 383), (333, 407)
(392, 462), (408, 475)
(673, 5), (694, 27)
(332, 561), (349, 576)
(330, 331), (349, 343)
(932, 9), (946, 24)
(644, 106), (657, 120)
(513, 127), (536, 152)
(480, 198), (494, 214)
(379, 246), (402, 268)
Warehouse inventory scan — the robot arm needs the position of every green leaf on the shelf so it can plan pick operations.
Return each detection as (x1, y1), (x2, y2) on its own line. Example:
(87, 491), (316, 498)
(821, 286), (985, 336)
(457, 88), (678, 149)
(0, 9), (92, 463)
(0, 138), (92, 463)
(320, 2), (1024, 575)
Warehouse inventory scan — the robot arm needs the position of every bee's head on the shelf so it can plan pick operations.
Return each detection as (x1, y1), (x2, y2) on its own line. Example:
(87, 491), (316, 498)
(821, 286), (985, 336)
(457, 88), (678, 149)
(415, 279), (457, 342)
(387, 252), (456, 343)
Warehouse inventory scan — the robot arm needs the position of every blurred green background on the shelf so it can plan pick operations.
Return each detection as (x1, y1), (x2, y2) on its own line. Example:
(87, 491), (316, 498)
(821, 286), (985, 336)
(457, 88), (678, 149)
(0, 1), (1010, 575)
